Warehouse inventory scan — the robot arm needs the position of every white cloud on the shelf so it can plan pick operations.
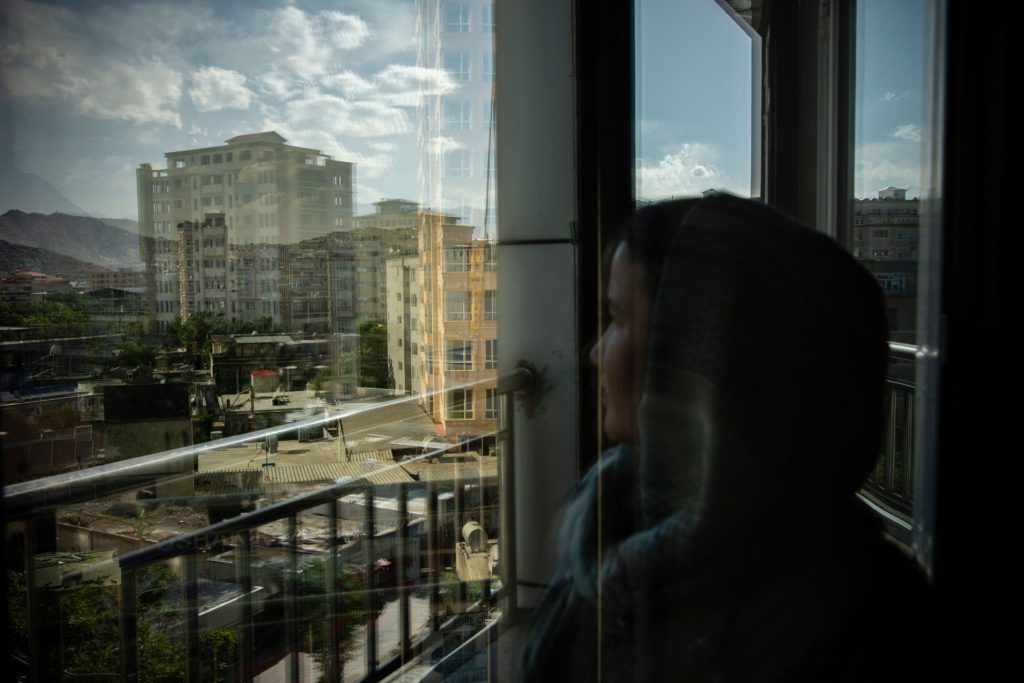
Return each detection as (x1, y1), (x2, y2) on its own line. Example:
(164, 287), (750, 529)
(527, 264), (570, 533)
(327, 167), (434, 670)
(891, 123), (922, 143)
(373, 65), (459, 106)
(275, 94), (409, 139)
(880, 91), (910, 102)
(637, 143), (735, 200)
(367, 140), (398, 152)
(190, 67), (255, 112)
(320, 11), (371, 50)
(429, 136), (463, 154)
(854, 140), (923, 198)
(322, 71), (375, 98)
(1, 0), (183, 126)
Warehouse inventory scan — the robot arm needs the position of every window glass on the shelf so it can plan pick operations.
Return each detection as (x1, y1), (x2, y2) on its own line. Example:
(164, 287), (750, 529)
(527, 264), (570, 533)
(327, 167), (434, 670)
(445, 290), (472, 320)
(849, 0), (929, 522)
(448, 387), (474, 419)
(635, 0), (756, 201)
(2, 0), (500, 679)
(851, 0), (927, 347)
(446, 339), (473, 370)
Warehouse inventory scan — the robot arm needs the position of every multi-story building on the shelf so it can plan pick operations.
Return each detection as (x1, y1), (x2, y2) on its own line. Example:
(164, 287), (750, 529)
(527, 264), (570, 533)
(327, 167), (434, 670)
(84, 269), (146, 291)
(851, 187), (919, 342)
(137, 131), (354, 331)
(418, 0), (496, 233)
(417, 214), (498, 448)
(386, 254), (421, 394)
(349, 200), (421, 324)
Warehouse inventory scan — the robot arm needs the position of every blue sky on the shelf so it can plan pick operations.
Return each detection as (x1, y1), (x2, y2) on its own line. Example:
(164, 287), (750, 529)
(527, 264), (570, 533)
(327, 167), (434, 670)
(1, 0), (439, 219)
(1, 0), (927, 218)
(636, 0), (928, 202)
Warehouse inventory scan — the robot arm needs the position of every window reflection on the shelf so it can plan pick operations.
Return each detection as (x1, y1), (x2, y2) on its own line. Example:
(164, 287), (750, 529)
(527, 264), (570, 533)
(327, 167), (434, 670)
(3, 0), (500, 679)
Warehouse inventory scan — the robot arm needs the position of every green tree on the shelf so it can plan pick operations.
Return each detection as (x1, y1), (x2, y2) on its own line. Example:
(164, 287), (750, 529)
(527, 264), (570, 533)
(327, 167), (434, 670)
(296, 559), (367, 681)
(357, 320), (391, 388)
(8, 565), (238, 682)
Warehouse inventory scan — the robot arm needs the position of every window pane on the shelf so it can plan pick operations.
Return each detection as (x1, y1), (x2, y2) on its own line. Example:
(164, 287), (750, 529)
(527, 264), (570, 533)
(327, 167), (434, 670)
(2, 0), (501, 679)
(851, 0), (927, 347)
(635, 0), (756, 201)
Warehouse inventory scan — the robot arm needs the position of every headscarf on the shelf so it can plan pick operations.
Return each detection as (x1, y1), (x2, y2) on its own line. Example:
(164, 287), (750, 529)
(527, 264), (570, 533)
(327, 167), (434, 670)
(522, 194), (889, 677)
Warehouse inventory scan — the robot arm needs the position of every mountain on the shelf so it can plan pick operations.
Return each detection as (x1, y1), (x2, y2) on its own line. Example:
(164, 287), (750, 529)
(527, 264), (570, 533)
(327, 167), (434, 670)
(0, 168), (89, 216)
(99, 217), (139, 235)
(0, 239), (105, 277)
(0, 210), (142, 270)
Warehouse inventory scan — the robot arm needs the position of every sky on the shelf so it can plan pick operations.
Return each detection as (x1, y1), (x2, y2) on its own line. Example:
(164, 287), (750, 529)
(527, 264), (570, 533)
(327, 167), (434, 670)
(636, 0), (929, 202)
(0, 0), (929, 219)
(0, 0), (444, 219)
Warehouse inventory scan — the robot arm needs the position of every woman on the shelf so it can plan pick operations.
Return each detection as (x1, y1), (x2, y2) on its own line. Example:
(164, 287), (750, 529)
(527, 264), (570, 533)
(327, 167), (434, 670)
(520, 194), (929, 681)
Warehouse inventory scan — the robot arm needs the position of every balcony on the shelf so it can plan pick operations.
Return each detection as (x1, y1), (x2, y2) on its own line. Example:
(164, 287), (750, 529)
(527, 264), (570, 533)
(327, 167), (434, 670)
(5, 371), (531, 682)
(6, 344), (919, 681)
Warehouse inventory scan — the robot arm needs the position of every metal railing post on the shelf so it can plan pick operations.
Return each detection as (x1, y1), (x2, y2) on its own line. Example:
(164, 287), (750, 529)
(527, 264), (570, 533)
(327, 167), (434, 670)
(397, 484), (411, 663)
(185, 555), (201, 682)
(238, 529), (255, 683)
(499, 387), (518, 621)
(363, 487), (378, 677)
(286, 514), (299, 683)
(119, 566), (139, 683)
(427, 482), (441, 632)
(328, 499), (342, 683)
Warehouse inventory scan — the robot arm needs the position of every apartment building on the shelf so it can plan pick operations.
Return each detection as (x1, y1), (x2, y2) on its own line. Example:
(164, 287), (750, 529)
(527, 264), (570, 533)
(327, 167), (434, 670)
(851, 187), (920, 342)
(418, 213), (498, 448)
(137, 131), (354, 331)
(418, 0), (496, 233)
(386, 254), (421, 395)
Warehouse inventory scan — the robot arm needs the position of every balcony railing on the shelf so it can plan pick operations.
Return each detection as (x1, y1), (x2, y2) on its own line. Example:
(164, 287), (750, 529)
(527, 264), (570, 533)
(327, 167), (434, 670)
(5, 369), (532, 683)
(860, 342), (919, 542)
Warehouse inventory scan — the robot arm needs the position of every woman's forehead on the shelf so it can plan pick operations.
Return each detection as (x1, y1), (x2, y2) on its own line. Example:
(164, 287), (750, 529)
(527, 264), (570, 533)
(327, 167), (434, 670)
(608, 243), (650, 308)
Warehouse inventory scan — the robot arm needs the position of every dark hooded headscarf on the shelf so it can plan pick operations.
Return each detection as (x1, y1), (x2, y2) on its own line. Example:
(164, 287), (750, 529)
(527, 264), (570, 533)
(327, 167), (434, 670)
(521, 194), (922, 682)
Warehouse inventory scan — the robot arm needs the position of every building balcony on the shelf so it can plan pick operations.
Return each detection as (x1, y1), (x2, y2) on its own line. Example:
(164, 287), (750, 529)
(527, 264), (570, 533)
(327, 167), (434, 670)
(5, 372), (530, 682)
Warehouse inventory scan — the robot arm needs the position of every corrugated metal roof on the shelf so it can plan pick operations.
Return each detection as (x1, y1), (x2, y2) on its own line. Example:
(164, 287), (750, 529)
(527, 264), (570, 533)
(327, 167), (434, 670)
(202, 460), (413, 487)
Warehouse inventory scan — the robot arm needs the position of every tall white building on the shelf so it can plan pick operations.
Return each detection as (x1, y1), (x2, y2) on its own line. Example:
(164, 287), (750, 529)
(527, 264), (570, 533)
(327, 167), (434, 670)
(418, 0), (496, 234)
(137, 132), (355, 331)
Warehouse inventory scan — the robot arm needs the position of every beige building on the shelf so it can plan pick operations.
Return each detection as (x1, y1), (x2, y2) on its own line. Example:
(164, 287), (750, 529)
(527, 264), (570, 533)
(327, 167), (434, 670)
(137, 131), (354, 331)
(418, 214), (498, 447)
(386, 254), (421, 395)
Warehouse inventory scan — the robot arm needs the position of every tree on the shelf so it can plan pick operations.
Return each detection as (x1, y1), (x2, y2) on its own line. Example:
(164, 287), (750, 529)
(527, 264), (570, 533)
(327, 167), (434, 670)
(8, 565), (238, 682)
(357, 320), (391, 388)
(296, 559), (367, 681)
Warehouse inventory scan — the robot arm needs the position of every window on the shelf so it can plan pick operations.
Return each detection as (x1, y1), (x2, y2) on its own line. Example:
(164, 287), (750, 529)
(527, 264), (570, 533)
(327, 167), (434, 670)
(444, 99), (471, 130)
(485, 244), (497, 271)
(240, 150), (252, 161)
(443, 3), (469, 32)
(213, 153), (223, 163)
(446, 340), (472, 370)
(443, 50), (470, 81)
(482, 3), (494, 31)
(446, 290), (472, 321)
(485, 339), (498, 369)
(445, 245), (471, 272)
(200, 155), (210, 165)
(485, 290), (497, 320)
(444, 149), (471, 177)
(482, 52), (495, 80)
(448, 388), (473, 419)
(485, 387), (498, 419)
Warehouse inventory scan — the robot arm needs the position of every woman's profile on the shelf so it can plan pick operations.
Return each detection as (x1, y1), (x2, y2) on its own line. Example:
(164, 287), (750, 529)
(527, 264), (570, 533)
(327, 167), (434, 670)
(520, 194), (930, 681)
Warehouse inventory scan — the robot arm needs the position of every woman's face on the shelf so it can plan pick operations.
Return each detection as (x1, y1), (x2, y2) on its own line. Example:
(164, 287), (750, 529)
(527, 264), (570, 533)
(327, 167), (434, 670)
(590, 243), (652, 444)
